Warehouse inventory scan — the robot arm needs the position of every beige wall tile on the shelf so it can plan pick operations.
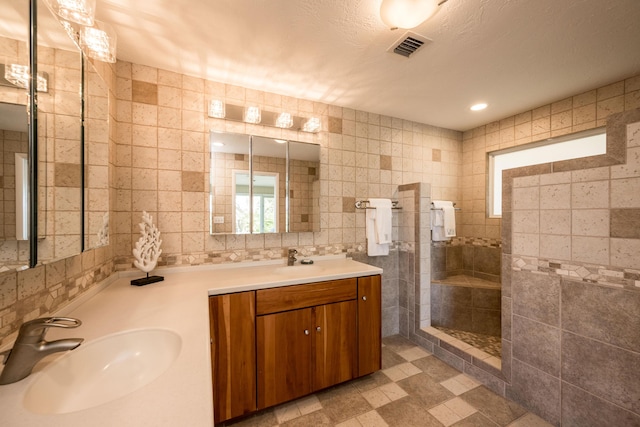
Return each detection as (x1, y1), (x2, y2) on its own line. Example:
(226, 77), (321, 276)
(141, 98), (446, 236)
(572, 209), (609, 237)
(540, 184), (571, 210)
(571, 236), (609, 265)
(571, 181), (609, 209)
(610, 238), (640, 268)
(540, 235), (571, 260)
(611, 177), (640, 208)
(132, 80), (158, 105)
(540, 209), (571, 235)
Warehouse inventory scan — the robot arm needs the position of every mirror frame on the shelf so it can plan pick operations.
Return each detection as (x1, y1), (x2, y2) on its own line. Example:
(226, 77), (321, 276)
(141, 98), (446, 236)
(28, 0), (38, 267)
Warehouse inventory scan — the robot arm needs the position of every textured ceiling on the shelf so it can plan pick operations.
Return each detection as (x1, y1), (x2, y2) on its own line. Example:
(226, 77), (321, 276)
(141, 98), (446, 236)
(4, 1), (640, 131)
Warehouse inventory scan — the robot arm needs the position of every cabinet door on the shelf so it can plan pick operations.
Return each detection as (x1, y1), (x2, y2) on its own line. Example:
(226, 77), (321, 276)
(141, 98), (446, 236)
(357, 275), (382, 377)
(312, 301), (357, 391)
(257, 308), (312, 409)
(209, 292), (256, 424)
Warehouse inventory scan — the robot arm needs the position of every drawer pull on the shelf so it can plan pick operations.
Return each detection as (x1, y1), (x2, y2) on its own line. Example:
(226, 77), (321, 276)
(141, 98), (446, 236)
(316, 326), (321, 332)
(304, 329), (310, 335)
(362, 296), (367, 301)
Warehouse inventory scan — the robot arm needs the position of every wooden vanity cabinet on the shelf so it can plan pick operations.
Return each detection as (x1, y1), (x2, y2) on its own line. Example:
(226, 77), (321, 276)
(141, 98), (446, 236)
(357, 274), (382, 376)
(209, 291), (256, 424)
(209, 274), (381, 424)
(256, 279), (357, 409)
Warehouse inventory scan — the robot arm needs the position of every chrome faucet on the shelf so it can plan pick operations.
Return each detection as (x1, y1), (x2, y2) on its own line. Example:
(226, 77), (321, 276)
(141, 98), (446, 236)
(287, 249), (298, 266)
(0, 317), (83, 385)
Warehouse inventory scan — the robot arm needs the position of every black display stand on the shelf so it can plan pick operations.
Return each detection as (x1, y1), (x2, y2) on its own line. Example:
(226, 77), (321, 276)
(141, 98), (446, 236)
(131, 273), (164, 286)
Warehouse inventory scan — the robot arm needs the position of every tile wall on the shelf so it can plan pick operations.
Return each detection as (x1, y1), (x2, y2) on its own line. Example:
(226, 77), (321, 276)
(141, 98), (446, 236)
(461, 74), (640, 240)
(112, 60), (462, 270)
(499, 112), (640, 425)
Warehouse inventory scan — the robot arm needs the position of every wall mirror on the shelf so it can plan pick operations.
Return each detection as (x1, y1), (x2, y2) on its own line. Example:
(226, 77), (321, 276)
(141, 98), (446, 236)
(82, 57), (110, 250)
(0, 0), (32, 269)
(35, 0), (83, 264)
(209, 132), (320, 235)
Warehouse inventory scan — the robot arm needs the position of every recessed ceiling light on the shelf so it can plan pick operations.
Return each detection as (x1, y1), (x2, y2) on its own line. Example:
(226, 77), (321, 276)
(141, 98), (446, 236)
(275, 139), (287, 144)
(212, 142), (224, 147)
(470, 103), (488, 111)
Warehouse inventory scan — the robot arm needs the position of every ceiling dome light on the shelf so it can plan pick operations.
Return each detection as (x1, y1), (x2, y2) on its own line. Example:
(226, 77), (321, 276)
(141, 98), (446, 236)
(470, 103), (488, 111)
(380, 0), (439, 29)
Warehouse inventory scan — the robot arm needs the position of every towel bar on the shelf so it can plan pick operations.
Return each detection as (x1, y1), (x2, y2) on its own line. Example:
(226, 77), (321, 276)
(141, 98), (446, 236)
(355, 200), (402, 210)
(430, 202), (461, 211)
(431, 202), (462, 211)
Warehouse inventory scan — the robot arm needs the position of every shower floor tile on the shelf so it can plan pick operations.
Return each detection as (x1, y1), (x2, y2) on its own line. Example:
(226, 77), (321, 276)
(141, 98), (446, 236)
(433, 326), (502, 358)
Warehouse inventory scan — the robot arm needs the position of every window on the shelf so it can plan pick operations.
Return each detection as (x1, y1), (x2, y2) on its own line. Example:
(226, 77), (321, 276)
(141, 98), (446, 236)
(487, 127), (606, 217)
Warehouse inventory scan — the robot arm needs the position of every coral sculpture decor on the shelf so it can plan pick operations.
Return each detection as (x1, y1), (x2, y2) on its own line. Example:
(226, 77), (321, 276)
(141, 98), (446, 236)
(131, 211), (164, 286)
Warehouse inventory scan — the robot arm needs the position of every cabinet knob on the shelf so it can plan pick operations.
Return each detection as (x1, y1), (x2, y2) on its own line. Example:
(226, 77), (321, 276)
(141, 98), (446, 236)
(304, 329), (310, 335)
(362, 296), (367, 301)
(316, 326), (321, 332)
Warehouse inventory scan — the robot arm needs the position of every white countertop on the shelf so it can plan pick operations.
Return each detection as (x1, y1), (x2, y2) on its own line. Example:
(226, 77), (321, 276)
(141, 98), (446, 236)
(0, 255), (382, 427)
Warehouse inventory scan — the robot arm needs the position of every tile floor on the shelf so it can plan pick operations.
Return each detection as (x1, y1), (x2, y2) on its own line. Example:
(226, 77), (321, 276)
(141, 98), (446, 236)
(222, 335), (552, 427)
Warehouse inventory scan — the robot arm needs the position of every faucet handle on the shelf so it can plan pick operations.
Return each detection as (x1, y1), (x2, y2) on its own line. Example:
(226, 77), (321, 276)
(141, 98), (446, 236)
(19, 317), (82, 339)
(288, 249), (298, 255)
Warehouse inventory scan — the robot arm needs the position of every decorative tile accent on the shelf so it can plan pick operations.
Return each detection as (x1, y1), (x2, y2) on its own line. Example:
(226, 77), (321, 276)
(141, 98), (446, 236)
(512, 255), (640, 293)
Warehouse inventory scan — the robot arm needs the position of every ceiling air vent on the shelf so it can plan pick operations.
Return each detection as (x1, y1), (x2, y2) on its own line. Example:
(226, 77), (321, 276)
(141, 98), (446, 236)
(388, 31), (432, 58)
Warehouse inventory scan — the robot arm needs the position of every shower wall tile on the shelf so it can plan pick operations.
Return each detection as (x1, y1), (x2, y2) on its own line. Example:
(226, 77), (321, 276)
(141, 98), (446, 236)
(512, 271), (560, 326)
(610, 237), (640, 267)
(512, 315), (560, 376)
(571, 209), (609, 236)
(571, 236), (609, 264)
(473, 246), (501, 276)
(539, 184), (571, 210)
(507, 359), (561, 426)
(561, 382), (640, 427)
(561, 332), (640, 414)
(539, 234), (571, 260)
(610, 208), (640, 238)
(561, 279), (640, 351)
(501, 296), (512, 341)
(471, 308), (501, 336)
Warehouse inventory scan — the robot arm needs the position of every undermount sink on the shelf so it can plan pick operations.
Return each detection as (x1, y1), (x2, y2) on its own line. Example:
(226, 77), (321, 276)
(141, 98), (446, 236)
(273, 264), (325, 276)
(23, 328), (181, 415)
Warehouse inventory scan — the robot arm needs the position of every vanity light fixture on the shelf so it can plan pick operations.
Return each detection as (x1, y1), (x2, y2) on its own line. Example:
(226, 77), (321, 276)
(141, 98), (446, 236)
(2, 64), (48, 92)
(470, 103), (488, 111)
(379, 0), (440, 30)
(244, 106), (261, 124)
(45, 0), (96, 26)
(80, 20), (117, 63)
(209, 100), (226, 118)
(275, 112), (293, 128)
(206, 101), (321, 133)
(303, 117), (321, 133)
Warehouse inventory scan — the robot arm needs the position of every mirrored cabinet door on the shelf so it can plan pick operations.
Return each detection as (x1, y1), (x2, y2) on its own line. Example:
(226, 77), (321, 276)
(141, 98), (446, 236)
(83, 56), (110, 250)
(36, 0), (83, 263)
(0, 0), (31, 269)
(288, 140), (320, 233)
(209, 131), (320, 235)
(210, 132), (251, 234)
(251, 136), (287, 234)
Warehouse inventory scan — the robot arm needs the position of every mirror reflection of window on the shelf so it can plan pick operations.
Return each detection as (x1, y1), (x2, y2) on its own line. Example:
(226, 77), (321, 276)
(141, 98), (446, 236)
(233, 171), (278, 233)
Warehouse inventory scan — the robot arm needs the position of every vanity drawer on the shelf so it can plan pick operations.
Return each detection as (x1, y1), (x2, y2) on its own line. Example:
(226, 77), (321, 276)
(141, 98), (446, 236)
(256, 278), (357, 315)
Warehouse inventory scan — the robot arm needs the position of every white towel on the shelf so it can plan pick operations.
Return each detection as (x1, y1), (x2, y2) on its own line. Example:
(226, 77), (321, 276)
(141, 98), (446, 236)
(432, 200), (456, 241)
(366, 198), (392, 256)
